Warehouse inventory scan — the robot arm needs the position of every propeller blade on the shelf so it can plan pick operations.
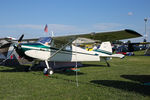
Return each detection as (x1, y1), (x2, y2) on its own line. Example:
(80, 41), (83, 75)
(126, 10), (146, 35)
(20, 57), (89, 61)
(18, 34), (24, 43)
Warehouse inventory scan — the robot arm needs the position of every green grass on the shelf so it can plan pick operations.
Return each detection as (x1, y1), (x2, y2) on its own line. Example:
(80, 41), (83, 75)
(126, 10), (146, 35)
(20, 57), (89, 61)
(0, 50), (150, 100)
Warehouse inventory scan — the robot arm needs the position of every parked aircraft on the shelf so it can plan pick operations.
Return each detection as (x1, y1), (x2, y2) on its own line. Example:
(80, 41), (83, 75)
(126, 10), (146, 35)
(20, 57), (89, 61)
(0, 29), (142, 75)
(0, 37), (16, 58)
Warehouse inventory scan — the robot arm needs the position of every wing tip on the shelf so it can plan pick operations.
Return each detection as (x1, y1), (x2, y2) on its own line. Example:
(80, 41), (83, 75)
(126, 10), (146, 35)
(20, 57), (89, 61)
(125, 29), (143, 37)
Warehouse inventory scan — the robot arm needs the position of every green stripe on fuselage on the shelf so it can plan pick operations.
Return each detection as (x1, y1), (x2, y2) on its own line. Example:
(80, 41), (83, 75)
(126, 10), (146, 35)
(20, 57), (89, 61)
(20, 43), (50, 52)
(94, 49), (112, 55)
(20, 43), (99, 56)
(21, 43), (49, 49)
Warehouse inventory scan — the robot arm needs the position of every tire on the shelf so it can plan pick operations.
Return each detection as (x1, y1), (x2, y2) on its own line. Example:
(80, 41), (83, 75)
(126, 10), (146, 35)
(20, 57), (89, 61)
(48, 69), (54, 75)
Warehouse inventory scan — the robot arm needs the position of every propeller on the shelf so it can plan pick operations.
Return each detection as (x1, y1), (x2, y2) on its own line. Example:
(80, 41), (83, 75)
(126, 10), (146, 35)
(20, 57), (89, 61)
(0, 48), (15, 65)
(0, 34), (24, 65)
(18, 34), (24, 43)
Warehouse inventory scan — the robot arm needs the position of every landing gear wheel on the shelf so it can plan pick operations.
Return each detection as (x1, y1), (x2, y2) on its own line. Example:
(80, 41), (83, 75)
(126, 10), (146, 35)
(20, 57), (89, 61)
(48, 69), (54, 75)
(43, 68), (54, 75)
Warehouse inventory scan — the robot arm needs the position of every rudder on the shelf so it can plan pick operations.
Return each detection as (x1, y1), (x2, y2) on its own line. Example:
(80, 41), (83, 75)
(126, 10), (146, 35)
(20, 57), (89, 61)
(99, 42), (112, 54)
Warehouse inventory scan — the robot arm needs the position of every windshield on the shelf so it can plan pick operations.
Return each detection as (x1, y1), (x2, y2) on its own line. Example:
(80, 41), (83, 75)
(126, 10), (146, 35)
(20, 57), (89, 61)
(37, 37), (51, 45)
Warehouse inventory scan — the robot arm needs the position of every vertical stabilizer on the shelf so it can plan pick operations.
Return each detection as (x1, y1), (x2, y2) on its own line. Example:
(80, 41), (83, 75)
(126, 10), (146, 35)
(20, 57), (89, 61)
(99, 42), (112, 54)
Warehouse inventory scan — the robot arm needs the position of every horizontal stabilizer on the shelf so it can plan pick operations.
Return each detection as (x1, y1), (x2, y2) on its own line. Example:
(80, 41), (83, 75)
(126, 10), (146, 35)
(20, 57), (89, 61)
(111, 54), (125, 59)
(101, 54), (125, 59)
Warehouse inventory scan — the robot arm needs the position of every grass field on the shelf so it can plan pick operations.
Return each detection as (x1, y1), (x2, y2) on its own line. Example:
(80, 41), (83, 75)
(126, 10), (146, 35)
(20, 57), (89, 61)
(0, 51), (150, 100)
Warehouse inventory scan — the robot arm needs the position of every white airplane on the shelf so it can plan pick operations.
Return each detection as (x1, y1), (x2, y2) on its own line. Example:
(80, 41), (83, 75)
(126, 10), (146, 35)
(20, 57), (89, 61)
(0, 29), (142, 75)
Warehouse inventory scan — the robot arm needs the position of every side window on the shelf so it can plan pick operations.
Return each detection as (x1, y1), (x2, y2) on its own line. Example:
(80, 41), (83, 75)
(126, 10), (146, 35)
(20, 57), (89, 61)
(65, 45), (72, 50)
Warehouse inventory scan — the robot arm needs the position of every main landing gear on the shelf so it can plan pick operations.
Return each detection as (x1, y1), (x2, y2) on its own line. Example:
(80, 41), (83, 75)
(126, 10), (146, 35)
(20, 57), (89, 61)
(43, 60), (54, 75)
(43, 68), (54, 75)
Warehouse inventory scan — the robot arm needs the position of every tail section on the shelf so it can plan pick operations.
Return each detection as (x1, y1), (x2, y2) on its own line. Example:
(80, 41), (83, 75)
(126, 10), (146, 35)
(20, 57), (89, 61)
(99, 42), (125, 59)
(99, 42), (112, 55)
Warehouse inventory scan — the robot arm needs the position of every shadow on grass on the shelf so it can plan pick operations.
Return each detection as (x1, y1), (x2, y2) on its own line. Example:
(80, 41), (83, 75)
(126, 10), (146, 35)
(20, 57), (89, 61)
(0, 65), (47, 73)
(44, 75), (92, 86)
(82, 64), (108, 67)
(0, 65), (85, 76)
(121, 75), (150, 83)
(91, 80), (150, 96)
(55, 70), (84, 76)
(0, 65), (28, 72)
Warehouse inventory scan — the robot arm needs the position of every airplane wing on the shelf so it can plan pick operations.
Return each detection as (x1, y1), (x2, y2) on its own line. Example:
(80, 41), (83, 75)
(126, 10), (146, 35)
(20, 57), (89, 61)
(0, 29), (142, 48)
(52, 29), (142, 45)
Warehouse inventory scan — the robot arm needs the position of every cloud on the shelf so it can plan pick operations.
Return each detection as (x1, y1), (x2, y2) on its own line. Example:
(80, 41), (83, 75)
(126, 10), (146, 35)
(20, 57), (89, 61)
(0, 24), (82, 37)
(48, 24), (77, 33)
(0, 24), (90, 35)
(0, 23), (123, 33)
(0, 24), (43, 29)
(0, 24), (77, 31)
(0, 23), (124, 38)
(128, 12), (133, 16)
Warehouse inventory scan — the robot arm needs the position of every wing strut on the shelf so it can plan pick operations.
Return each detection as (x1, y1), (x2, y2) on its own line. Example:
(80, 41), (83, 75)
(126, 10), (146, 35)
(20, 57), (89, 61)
(44, 38), (75, 75)
(49, 38), (75, 60)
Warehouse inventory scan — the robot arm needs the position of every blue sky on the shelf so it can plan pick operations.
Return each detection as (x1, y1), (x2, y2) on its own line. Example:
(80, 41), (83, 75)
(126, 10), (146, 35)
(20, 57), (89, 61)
(0, 0), (150, 42)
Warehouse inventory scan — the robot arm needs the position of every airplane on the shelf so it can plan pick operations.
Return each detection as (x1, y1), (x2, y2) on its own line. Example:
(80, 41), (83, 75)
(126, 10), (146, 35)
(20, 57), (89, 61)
(0, 29), (142, 75)
(0, 37), (16, 58)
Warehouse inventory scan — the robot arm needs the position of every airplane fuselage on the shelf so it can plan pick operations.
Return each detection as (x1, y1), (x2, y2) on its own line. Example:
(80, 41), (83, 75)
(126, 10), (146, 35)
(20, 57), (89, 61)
(17, 43), (101, 62)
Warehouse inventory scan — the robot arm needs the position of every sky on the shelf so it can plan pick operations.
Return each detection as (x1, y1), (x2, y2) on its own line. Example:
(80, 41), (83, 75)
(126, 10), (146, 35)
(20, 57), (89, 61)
(0, 0), (150, 42)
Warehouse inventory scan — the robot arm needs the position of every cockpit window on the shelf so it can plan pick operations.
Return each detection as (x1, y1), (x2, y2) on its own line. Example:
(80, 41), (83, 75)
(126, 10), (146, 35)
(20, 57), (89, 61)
(37, 37), (51, 45)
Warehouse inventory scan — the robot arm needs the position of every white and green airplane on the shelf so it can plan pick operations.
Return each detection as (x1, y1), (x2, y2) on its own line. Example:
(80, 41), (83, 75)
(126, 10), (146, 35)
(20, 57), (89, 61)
(1, 29), (142, 75)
